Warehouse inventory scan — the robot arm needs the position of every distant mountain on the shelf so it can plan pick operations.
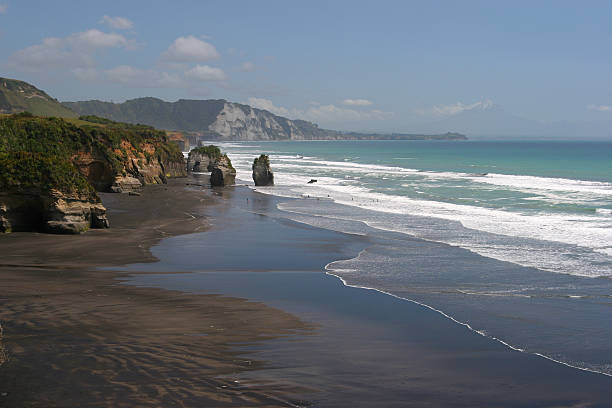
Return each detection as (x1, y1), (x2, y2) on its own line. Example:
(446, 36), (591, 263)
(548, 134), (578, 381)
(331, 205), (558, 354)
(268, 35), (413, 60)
(64, 97), (466, 141)
(64, 97), (332, 140)
(0, 77), (77, 118)
(419, 104), (612, 139)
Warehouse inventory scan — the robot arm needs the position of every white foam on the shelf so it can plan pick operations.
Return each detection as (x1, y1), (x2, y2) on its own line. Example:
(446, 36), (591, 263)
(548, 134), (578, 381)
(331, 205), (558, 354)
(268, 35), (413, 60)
(223, 145), (612, 277)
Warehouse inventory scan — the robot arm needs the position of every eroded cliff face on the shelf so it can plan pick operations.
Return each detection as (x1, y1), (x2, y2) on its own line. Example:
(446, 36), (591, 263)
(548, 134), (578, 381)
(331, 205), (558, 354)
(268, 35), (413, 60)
(208, 103), (308, 140)
(0, 189), (108, 234)
(1, 111), (188, 234)
(80, 140), (188, 193)
(186, 152), (211, 173)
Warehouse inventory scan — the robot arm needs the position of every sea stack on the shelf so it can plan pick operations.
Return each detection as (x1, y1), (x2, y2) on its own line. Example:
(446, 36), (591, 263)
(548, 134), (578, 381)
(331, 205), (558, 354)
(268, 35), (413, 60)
(187, 145), (236, 187)
(252, 154), (274, 186)
(210, 154), (236, 186)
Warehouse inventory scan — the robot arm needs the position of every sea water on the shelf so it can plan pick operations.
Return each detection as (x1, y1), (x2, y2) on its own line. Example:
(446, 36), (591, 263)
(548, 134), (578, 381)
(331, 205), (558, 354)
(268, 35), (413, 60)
(216, 140), (612, 375)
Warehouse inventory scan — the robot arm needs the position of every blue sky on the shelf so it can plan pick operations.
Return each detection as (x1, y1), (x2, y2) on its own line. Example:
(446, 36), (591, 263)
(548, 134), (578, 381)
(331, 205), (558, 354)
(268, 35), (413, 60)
(1, 1), (612, 132)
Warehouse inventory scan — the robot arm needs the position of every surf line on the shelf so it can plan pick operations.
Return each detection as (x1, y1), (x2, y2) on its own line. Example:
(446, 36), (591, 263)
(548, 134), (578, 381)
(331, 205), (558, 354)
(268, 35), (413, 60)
(324, 252), (612, 379)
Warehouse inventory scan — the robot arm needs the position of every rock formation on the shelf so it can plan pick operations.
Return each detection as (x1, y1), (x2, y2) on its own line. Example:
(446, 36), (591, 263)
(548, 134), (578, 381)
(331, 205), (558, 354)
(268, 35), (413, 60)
(187, 145), (236, 187)
(252, 155), (274, 186)
(0, 113), (185, 234)
(210, 155), (236, 187)
(187, 150), (212, 173)
(0, 189), (109, 234)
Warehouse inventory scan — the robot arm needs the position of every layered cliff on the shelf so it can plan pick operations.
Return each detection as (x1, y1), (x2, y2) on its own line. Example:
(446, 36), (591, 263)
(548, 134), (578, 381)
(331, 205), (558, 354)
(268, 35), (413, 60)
(64, 98), (467, 141)
(64, 98), (320, 140)
(0, 113), (185, 233)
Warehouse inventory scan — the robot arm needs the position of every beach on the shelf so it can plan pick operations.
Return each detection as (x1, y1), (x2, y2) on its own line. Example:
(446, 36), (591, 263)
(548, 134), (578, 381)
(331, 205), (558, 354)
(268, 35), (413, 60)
(1, 178), (612, 407)
(0, 178), (311, 407)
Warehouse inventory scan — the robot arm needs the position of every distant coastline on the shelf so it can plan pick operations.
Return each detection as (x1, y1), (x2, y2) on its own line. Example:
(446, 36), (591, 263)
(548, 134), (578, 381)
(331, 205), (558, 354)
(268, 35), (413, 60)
(63, 97), (468, 142)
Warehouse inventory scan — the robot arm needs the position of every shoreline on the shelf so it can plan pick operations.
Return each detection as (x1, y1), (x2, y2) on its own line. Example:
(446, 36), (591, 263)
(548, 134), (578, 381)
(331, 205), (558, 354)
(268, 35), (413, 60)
(2, 177), (612, 406)
(325, 268), (612, 378)
(122, 185), (612, 407)
(0, 177), (315, 407)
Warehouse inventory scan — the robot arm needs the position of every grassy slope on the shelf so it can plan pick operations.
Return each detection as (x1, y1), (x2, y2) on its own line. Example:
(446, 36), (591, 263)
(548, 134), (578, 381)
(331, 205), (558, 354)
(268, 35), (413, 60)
(0, 77), (77, 118)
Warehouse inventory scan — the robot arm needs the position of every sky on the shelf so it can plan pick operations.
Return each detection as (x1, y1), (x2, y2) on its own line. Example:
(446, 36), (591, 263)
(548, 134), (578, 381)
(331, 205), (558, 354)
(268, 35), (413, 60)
(1, 1), (612, 133)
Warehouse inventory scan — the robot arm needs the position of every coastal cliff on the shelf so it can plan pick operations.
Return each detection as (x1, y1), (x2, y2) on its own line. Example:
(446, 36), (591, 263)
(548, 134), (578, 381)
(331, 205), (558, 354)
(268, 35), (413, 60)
(0, 113), (185, 233)
(64, 98), (468, 142)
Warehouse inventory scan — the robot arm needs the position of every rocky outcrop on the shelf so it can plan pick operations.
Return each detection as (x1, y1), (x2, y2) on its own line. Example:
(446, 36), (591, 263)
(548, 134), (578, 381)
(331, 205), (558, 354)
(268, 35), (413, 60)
(187, 146), (236, 187)
(186, 151), (212, 173)
(0, 189), (109, 234)
(210, 155), (236, 187)
(1, 113), (185, 234)
(252, 155), (274, 186)
(72, 152), (116, 191)
(110, 176), (142, 193)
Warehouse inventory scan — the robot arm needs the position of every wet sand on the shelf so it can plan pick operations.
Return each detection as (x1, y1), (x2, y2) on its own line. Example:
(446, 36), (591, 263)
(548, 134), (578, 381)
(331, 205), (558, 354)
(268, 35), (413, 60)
(3, 179), (612, 407)
(0, 178), (313, 407)
(124, 187), (612, 408)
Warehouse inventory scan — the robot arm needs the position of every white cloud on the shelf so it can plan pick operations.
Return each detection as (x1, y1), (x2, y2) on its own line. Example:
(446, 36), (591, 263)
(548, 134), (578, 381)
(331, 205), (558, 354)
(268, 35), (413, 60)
(587, 104), (612, 112)
(248, 97), (392, 122)
(9, 29), (129, 72)
(248, 97), (290, 116)
(0, 4), (7, 14)
(100, 15), (133, 30)
(163, 35), (219, 62)
(239, 61), (256, 72)
(184, 65), (227, 81)
(343, 98), (372, 106)
(416, 99), (494, 116)
(10, 37), (94, 71)
(105, 65), (184, 88)
(71, 29), (127, 49)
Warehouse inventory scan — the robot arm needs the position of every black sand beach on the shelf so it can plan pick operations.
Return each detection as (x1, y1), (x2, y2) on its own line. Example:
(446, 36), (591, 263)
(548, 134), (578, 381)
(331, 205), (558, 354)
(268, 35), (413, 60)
(2, 179), (612, 407)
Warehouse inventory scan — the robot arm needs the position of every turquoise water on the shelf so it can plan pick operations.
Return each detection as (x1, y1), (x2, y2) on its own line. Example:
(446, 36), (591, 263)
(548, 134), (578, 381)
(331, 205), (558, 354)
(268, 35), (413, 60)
(210, 140), (612, 375)
(219, 140), (612, 276)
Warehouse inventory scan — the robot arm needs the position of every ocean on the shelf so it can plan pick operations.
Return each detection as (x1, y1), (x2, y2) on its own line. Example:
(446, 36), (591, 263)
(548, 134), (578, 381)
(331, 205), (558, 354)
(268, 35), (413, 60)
(212, 139), (612, 376)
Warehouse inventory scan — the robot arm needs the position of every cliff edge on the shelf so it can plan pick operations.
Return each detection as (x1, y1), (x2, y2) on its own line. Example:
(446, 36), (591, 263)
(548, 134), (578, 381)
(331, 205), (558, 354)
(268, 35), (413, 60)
(0, 113), (186, 233)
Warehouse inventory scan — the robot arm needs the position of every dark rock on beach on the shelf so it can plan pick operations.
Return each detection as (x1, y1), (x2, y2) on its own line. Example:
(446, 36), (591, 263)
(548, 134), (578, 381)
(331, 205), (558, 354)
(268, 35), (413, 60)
(210, 155), (236, 187)
(252, 154), (274, 186)
(187, 145), (236, 187)
(0, 189), (109, 234)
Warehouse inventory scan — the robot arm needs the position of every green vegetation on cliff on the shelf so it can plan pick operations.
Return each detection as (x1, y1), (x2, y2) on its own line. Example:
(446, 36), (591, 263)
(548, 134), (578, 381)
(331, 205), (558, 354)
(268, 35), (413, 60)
(188, 145), (234, 171)
(0, 113), (184, 195)
(190, 145), (222, 160)
(0, 151), (94, 196)
(0, 77), (77, 118)
(63, 98), (225, 132)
